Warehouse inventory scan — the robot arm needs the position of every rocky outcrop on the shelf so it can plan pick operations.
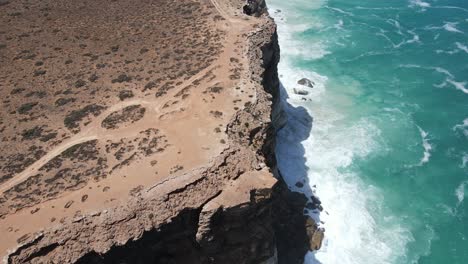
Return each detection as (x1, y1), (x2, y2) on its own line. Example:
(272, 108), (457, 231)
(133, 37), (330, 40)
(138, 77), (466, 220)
(293, 88), (309, 96)
(4, 1), (322, 263)
(297, 78), (315, 88)
(243, 0), (267, 16)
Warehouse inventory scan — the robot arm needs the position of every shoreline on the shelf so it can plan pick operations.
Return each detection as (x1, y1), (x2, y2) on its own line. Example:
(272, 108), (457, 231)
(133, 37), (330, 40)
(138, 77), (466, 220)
(1, 0), (321, 263)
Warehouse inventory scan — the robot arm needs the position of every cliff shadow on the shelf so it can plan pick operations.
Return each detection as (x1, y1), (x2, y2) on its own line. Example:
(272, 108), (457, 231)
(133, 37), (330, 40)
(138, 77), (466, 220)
(76, 197), (279, 264)
(275, 81), (323, 263)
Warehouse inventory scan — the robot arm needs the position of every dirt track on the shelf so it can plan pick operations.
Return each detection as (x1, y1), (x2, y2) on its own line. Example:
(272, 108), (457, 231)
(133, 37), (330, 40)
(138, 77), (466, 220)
(0, 0), (261, 257)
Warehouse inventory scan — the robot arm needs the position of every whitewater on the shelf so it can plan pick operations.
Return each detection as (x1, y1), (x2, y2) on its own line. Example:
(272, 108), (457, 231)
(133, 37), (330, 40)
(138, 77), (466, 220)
(269, 0), (468, 263)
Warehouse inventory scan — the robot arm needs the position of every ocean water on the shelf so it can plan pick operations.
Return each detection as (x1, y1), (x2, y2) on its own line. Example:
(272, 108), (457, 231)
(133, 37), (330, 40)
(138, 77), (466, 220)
(268, 0), (468, 263)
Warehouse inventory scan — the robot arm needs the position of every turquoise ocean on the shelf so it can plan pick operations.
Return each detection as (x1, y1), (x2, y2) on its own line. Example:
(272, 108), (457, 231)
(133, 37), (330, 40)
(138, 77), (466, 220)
(268, 0), (468, 263)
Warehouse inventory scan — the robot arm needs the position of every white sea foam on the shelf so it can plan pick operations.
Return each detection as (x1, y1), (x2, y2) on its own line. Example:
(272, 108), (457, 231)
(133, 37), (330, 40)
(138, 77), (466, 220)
(386, 19), (404, 35)
(453, 118), (468, 137)
(433, 6), (468, 13)
(455, 42), (468, 54)
(417, 126), (432, 166)
(425, 22), (464, 33)
(437, 40), (468, 53)
(462, 153), (468, 168)
(344, 51), (392, 63)
(455, 181), (468, 204)
(446, 79), (468, 94)
(356, 6), (402, 11)
(402, 33), (421, 46)
(409, 0), (430, 10)
(434, 67), (454, 78)
(334, 19), (344, 30)
(274, 17), (331, 60)
(398, 64), (468, 94)
(326, 6), (354, 16)
(276, 74), (412, 263)
(270, 1), (331, 61)
(377, 31), (421, 49)
(398, 64), (454, 78)
(443, 22), (463, 33)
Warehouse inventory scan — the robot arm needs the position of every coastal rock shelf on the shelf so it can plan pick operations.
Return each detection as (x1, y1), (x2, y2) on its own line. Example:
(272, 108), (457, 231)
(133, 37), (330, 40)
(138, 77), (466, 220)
(0, 0), (322, 263)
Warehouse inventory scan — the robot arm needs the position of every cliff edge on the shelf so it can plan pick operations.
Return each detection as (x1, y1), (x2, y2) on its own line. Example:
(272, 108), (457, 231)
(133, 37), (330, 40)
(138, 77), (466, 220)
(0, 0), (321, 263)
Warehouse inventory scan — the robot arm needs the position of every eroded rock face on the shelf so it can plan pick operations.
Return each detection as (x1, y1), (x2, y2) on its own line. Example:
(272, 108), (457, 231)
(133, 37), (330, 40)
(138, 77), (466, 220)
(306, 218), (325, 251)
(243, 0), (267, 16)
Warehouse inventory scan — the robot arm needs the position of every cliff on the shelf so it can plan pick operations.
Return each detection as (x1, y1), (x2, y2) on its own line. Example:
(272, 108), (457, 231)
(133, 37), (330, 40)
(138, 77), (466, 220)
(0, 0), (321, 263)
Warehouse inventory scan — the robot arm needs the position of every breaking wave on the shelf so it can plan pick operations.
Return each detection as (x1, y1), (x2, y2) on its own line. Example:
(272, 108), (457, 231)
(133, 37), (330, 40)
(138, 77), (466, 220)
(417, 126), (432, 166)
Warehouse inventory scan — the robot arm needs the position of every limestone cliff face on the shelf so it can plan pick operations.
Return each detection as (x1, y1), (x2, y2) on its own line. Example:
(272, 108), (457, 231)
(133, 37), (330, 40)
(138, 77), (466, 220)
(5, 1), (317, 263)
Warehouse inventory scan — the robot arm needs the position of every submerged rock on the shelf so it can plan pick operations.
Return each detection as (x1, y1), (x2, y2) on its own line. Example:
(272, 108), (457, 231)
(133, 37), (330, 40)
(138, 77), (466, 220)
(293, 88), (309, 95)
(310, 195), (323, 211)
(297, 78), (314, 88)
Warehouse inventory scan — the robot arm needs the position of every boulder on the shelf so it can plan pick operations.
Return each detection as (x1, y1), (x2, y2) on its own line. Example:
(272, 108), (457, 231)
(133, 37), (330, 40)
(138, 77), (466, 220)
(305, 217), (325, 251)
(297, 78), (314, 88)
(295, 181), (304, 188)
(293, 88), (309, 95)
(243, 0), (266, 16)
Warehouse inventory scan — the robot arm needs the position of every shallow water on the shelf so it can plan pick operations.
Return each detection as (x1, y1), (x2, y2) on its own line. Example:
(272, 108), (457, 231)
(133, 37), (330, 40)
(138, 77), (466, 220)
(268, 0), (468, 263)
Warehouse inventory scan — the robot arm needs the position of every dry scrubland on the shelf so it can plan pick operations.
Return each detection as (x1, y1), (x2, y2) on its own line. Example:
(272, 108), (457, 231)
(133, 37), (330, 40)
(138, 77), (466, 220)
(0, 0), (264, 257)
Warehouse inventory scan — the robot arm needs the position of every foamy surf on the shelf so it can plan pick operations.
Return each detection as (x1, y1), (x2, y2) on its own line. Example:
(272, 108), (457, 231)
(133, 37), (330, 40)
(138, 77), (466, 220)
(462, 153), (468, 168)
(453, 118), (468, 138)
(269, 2), (413, 263)
(268, 0), (468, 262)
(398, 64), (468, 94)
(455, 181), (467, 204)
(425, 22), (464, 33)
(417, 126), (432, 166)
(409, 0), (431, 8)
(435, 42), (468, 55)
(456, 42), (468, 54)
(275, 66), (412, 264)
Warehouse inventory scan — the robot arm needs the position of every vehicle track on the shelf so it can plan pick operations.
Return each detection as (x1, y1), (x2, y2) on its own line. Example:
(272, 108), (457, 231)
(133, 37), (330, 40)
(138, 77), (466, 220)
(0, 65), (219, 195)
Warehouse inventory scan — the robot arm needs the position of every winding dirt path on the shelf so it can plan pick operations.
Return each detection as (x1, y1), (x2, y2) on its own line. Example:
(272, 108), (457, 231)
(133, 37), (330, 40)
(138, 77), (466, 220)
(0, 0), (251, 196)
(0, 64), (219, 195)
(210, 0), (251, 25)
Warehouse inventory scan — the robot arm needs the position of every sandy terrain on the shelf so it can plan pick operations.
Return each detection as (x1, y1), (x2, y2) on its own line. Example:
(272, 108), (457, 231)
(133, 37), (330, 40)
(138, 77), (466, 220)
(0, 0), (265, 258)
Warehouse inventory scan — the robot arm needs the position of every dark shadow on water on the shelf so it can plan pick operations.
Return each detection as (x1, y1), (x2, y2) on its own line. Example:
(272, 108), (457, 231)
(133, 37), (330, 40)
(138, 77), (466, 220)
(276, 81), (323, 264)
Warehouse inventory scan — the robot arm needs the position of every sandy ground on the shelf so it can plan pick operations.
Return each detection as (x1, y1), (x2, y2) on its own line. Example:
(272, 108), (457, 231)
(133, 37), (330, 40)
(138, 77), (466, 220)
(0, 0), (260, 257)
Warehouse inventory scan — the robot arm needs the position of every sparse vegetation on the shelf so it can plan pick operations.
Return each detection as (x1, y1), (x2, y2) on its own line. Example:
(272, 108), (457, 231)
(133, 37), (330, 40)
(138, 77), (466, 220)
(18, 102), (38, 114)
(112, 74), (132, 83)
(101, 105), (146, 129)
(207, 85), (223, 93)
(10, 87), (25, 94)
(33, 69), (46, 76)
(170, 165), (184, 174)
(119, 90), (134, 101)
(0, 0), (226, 218)
(144, 81), (157, 91)
(210, 110), (223, 118)
(75, 79), (86, 88)
(64, 104), (106, 130)
(21, 126), (43, 140)
(55, 97), (76, 106)
(88, 74), (99, 82)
